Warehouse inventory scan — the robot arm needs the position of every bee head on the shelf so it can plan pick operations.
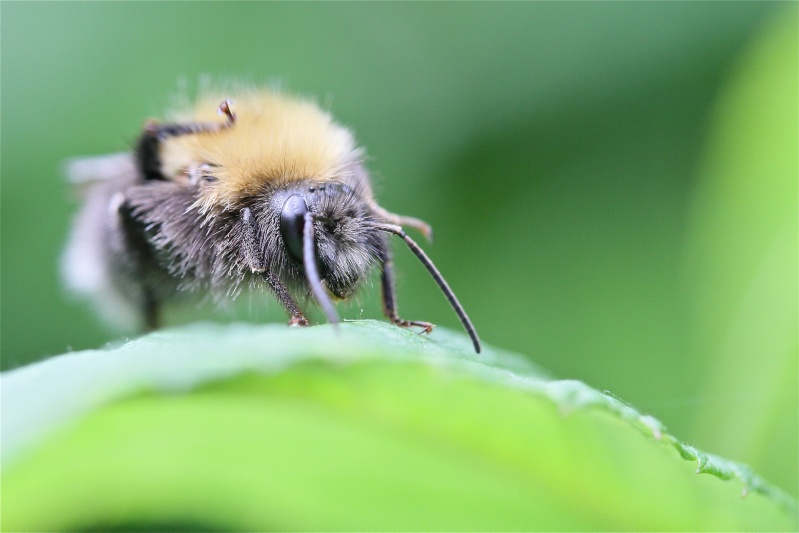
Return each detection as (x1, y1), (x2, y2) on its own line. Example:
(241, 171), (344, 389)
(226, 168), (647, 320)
(274, 180), (383, 301)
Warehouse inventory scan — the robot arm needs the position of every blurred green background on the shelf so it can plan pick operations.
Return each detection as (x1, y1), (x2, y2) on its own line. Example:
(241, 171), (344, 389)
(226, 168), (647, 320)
(1, 1), (796, 497)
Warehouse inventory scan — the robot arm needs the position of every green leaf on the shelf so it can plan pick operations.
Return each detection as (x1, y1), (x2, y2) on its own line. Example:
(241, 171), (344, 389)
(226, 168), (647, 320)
(2, 322), (796, 531)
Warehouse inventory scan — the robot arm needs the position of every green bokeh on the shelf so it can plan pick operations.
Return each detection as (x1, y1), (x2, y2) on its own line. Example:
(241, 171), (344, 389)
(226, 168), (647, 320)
(2, 0), (796, 497)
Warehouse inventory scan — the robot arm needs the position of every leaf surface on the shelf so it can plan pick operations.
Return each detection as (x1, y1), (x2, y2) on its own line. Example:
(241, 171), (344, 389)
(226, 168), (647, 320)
(2, 322), (795, 531)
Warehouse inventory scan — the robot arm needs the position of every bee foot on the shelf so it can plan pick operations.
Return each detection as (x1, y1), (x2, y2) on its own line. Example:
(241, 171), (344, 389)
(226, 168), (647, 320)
(392, 319), (435, 335)
(289, 316), (309, 327)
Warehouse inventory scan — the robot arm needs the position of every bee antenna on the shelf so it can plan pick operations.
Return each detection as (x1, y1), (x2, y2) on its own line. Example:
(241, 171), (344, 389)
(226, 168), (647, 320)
(368, 223), (481, 353)
(304, 212), (340, 328)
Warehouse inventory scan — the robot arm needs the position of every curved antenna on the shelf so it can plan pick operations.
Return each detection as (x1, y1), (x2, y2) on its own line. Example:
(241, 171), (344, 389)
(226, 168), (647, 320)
(368, 222), (481, 353)
(303, 212), (340, 327)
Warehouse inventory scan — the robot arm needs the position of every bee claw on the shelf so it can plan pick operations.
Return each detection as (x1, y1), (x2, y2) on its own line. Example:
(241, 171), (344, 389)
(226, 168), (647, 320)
(393, 319), (435, 335)
(288, 316), (309, 327)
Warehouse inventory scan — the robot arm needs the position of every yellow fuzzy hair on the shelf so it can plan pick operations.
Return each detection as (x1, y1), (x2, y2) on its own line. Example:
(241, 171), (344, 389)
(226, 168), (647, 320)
(159, 89), (362, 212)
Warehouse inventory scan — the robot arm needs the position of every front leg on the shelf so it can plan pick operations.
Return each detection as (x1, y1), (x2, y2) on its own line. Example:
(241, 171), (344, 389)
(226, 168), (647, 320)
(262, 271), (309, 327)
(241, 207), (308, 326)
(369, 203), (433, 242)
(380, 246), (434, 334)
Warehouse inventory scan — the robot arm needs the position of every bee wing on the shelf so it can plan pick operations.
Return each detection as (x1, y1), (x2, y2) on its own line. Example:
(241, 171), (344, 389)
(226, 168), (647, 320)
(64, 152), (138, 194)
(62, 152), (143, 331)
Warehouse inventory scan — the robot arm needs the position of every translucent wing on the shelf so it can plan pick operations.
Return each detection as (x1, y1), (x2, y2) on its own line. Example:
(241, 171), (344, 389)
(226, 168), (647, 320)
(64, 152), (138, 194)
(62, 151), (143, 330)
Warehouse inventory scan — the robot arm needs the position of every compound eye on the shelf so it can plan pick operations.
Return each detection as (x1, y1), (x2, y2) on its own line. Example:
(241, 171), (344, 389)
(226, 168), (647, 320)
(280, 195), (308, 262)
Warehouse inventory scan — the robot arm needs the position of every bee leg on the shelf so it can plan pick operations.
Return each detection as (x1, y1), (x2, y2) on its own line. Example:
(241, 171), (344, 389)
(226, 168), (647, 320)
(142, 290), (160, 331)
(137, 100), (236, 181)
(262, 271), (309, 327)
(115, 195), (162, 331)
(241, 207), (309, 327)
(380, 246), (434, 335)
(369, 204), (433, 242)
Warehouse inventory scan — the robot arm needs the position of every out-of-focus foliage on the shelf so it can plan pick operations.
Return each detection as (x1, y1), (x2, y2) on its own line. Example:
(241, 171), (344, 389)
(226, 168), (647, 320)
(2, 323), (796, 531)
(1, 0), (796, 500)
(685, 12), (798, 495)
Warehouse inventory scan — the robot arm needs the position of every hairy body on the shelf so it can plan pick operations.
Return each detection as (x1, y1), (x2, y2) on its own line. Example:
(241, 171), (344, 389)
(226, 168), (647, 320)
(63, 88), (480, 352)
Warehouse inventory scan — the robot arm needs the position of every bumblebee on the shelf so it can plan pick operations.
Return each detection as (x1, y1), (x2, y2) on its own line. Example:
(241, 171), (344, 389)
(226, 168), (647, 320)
(63, 88), (480, 352)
